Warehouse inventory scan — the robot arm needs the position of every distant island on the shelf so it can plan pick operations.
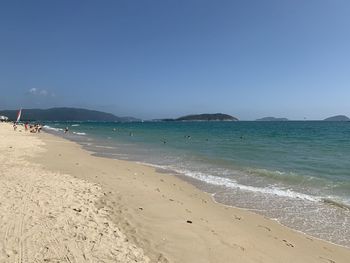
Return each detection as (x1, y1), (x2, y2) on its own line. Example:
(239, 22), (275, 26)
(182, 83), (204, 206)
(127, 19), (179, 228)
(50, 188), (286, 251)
(0, 107), (140, 122)
(162, 113), (238, 121)
(323, 115), (350, 121)
(256, 117), (289, 121)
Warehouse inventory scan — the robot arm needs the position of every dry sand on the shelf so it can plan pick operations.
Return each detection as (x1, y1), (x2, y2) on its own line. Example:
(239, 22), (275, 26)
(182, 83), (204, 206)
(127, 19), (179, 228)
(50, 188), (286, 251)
(0, 123), (149, 262)
(1, 122), (350, 263)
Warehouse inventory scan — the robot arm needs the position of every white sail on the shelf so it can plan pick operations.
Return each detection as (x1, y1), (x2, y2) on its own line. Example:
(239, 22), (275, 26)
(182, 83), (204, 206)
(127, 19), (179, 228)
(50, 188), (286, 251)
(16, 109), (22, 123)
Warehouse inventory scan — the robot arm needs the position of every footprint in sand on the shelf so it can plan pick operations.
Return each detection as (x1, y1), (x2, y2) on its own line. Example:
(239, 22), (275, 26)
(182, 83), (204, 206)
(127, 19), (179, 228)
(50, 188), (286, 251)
(257, 225), (271, 232)
(234, 215), (242, 221)
(233, 243), (245, 252)
(282, 239), (294, 248)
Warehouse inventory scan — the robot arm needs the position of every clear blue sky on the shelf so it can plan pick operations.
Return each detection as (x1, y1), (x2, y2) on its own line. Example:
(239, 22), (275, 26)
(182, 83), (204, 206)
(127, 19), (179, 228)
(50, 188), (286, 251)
(0, 0), (349, 120)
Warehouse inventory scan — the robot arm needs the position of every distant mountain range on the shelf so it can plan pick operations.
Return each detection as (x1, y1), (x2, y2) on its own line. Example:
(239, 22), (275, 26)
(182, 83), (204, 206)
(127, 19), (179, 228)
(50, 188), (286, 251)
(1, 108), (348, 122)
(256, 117), (289, 121)
(256, 115), (350, 121)
(161, 113), (238, 121)
(323, 115), (350, 121)
(0, 108), (140, 122)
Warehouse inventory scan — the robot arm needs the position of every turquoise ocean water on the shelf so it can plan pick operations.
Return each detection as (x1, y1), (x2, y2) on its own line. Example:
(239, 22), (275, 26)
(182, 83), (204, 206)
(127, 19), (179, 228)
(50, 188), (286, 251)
(44, 121), (350, 247)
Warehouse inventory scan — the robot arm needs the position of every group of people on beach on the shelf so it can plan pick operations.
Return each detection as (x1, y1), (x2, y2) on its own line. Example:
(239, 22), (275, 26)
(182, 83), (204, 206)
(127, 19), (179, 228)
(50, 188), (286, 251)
(13, 122), (42, 133)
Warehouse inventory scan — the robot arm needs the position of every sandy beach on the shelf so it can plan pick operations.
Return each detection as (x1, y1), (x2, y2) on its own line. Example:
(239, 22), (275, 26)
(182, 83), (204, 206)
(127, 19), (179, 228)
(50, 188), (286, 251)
(0, 123), (149, 262)
(1, 122), (349, 263)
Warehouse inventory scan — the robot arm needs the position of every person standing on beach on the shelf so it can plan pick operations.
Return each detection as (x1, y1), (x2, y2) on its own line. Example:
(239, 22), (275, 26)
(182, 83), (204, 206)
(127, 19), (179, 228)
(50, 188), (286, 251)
(64, 127), (69, 134)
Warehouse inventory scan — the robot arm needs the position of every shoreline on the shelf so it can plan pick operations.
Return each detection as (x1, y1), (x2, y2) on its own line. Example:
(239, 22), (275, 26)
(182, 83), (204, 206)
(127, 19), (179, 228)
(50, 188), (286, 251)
(2, 123), (350, 262)
(38, 128), (350, 262)
(45, 127), (350, 249)
(145, 161), (350, 251)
